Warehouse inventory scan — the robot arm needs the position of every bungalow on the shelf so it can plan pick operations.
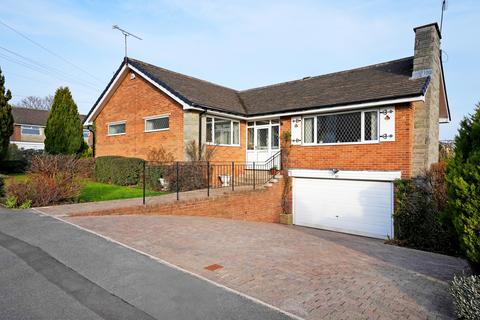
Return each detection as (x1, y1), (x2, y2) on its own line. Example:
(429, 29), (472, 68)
(84, 23), (450, 239)
(10, 107), (91, 150)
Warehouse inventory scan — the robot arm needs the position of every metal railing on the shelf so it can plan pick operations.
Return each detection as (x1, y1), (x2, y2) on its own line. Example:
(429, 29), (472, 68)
(142, 151), (282, 203)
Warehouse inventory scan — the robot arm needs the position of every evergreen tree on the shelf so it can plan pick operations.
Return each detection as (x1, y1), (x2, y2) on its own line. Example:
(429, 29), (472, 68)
(44, 87), (83, 154)
(0, 67), (14, 160)
(446, 103), (480, 273)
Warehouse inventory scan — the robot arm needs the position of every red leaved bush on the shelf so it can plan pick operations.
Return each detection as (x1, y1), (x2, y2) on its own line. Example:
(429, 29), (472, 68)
(5, 155), (87, 207)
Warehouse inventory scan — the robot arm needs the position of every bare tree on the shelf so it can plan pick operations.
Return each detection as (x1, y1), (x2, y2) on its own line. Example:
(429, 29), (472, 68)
(15, 95), (53, 110)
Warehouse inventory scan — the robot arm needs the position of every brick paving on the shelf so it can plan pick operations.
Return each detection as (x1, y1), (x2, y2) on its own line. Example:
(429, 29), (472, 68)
(65, 215), (469, 320)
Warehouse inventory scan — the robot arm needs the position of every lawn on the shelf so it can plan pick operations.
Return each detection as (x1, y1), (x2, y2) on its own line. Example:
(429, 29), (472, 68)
(3, 174), (166, 203)
(79, 181), (166, 202)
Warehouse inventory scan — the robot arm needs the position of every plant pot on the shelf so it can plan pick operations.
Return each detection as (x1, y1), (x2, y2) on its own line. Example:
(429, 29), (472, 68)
(280, 213), (293, 225)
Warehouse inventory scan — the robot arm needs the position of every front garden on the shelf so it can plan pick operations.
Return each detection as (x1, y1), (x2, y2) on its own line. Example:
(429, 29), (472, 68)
(3, 174), (164, 204)
(0, 153), (171, 208)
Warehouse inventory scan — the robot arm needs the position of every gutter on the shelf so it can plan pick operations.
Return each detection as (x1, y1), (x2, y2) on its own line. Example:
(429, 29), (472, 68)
(197, 107), (207, 158)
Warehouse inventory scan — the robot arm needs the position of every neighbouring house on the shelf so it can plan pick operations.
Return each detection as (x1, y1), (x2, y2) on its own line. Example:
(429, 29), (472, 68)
(84, 23), (450, 239)
(10, 107), (92, 150)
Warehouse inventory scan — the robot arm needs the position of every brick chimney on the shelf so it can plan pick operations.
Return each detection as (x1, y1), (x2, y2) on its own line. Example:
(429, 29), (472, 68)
(411, 23), (442, 176)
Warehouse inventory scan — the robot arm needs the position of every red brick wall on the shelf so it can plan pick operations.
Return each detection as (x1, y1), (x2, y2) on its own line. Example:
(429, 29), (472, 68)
(95, 72), (185, 160)
(11, 125), (21, 141)
(71, 180), (284, 223)
(207, 121), (247, 162)
(281, 103), (414, 178)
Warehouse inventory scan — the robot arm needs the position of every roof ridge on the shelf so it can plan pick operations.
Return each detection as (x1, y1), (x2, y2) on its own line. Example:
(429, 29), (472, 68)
(239, 56), (414, 93)
(128, 58), (239, 93)
(12, 106), (49, 112)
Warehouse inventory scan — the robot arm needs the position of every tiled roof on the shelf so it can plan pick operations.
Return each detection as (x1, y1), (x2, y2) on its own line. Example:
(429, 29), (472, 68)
(127, 57), (428, 116)
(12, 107), (86, 126)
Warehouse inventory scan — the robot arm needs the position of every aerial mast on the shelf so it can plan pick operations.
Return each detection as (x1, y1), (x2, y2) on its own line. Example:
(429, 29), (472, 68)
(440, 0), (448, 34)
(112, 25), (142, 58)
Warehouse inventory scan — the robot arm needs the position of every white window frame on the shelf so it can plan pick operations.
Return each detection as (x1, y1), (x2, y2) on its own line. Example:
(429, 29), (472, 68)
(206, 116), (240, 147)
(302, 109), (380, 146)
(107, 120), (126, 136)
(246, 119), (280, 151)
(144, 114), (170, 132)
(21, 125), (42, 136)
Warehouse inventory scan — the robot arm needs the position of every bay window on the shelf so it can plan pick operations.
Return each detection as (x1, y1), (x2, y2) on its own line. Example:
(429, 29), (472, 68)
(206, 117), (240, 146)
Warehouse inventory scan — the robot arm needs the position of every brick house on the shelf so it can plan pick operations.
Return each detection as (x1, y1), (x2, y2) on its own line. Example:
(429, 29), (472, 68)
(10, 107), (91, 150)
(84, 23), (450, 239)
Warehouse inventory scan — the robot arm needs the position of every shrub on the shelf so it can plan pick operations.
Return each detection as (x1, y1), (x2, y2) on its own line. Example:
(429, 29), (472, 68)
(393, 165), (459, 255)
(0, 160), (28, 173)
(147, 146), (174, 162)
(164, 162), (208, 192)
(5, 180), (35, 207)
(0, 176), (4, 197)
(446, 103), (480, 273)
(4, 155), (83, 207)
(76, 158), (95, 179)
(184, 140), (216, 161)
(4, 196), (17, 208)
(95, 156), (144, 186)
(19, 199), (32, 209)
(450, 274), (480, 319)
(145, 164), (167, 191)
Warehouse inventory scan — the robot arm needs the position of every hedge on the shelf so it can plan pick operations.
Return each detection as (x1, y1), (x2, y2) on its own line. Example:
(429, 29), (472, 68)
(0, 176), (4, 197)
(145, 164), (166, 191)
(393, 174), (459, 256)
(95, 156), (144, 186)
(0, 160), (28, 174)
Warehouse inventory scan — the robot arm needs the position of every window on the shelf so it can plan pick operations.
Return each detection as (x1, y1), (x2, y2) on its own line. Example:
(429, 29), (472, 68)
(21, 125), (41, 136)
(247, 127), (254, 150)
(108, 121), (126, 135)
(303, 118), (314, 143)
(83, 129), (90, 139)
(206, 117), (240, 146)
(232, 122), (240, 145)
(303, 110), (379, 144)
(364, 111), (378, 141)
(317, 112), (361, 143)
(271, 125), (280, 149)
(145, 115), (169, 132)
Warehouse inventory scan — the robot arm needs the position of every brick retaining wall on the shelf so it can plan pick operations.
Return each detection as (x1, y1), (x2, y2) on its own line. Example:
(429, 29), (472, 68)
(70, 179), (284, 223)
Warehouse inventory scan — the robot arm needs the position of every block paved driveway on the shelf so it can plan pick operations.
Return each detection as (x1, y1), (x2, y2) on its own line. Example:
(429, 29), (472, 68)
(67, 215), (469, 320)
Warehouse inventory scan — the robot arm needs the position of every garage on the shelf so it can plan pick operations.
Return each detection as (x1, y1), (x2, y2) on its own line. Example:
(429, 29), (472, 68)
(290, 169), (401, 239)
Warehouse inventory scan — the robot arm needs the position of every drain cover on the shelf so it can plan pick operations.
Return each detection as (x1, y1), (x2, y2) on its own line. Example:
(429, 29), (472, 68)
(205, 264), (223, 271)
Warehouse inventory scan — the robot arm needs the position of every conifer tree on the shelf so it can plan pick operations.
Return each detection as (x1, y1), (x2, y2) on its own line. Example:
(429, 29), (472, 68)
(0, 67), (14, 160)
(44, 87), (83, 154)
(446, 103), (480, 274)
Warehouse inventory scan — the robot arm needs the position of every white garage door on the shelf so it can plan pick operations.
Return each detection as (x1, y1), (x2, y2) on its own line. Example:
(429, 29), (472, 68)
(293, 178), (393, 239)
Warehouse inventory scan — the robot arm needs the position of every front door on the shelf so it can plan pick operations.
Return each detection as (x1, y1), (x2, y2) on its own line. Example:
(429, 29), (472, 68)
(246, 119), (280, 163)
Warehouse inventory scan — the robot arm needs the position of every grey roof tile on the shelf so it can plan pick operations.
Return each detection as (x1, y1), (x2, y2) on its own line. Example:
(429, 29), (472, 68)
(126, 57), (428, 116)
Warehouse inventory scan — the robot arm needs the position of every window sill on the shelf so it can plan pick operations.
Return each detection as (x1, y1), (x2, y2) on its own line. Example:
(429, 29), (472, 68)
(301, 140), (379, 146)
(144, 128), (169, 133)
(107, 133), (126, 136)
(206, 143), (241, 147)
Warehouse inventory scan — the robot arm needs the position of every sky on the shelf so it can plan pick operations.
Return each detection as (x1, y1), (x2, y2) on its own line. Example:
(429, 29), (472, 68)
(1, 0), (479, 140)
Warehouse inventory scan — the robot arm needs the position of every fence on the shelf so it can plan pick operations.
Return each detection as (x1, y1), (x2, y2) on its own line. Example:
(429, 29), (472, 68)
(142, 150), (281, 204)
